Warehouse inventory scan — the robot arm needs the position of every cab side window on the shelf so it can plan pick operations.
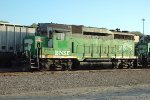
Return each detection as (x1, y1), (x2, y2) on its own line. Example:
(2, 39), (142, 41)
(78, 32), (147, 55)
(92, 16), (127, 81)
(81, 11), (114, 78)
(37, 43), (41, 48)
(57, 33), (65, 40)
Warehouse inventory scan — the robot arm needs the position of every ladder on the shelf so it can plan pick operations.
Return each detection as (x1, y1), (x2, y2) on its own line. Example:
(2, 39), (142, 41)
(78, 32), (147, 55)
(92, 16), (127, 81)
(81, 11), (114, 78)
(30, 59), (38, 69)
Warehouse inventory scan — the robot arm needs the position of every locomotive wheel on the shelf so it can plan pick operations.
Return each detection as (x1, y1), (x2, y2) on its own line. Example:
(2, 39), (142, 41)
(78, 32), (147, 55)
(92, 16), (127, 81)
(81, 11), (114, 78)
(50, 64), (56, 71)
(67, 65), (72, 71)
(118, 63), (123, 69)
(61, 64), (66, 71)
(67, 60), (73, 71)
(40, 62), (50, 71)
(72, 59), (80, 70)
(44, 62), (51, 70)
(113, 62), (121, 69)
(113, 62), (118, 69)
(127, 62), (134, 69)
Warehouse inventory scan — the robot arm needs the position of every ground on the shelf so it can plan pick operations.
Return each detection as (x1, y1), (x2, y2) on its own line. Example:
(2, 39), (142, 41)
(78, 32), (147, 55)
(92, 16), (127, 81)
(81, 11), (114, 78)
(0, 69), (150, 99)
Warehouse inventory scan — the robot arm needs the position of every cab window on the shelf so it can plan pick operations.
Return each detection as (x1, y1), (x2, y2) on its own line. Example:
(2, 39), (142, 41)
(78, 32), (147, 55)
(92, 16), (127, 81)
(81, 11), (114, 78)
(57, 33), (65, 40)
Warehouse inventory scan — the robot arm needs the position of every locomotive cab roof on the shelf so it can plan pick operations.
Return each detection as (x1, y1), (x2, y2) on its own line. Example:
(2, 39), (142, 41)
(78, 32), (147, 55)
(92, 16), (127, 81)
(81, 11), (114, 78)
(53, 28), (71, 33)
(37, 23), (135, 40)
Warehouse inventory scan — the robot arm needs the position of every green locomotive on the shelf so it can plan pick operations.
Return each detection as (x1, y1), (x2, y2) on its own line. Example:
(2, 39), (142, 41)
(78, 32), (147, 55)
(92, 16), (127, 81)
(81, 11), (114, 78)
(136, 35), (150, 67)
(23, 23), (137, 71)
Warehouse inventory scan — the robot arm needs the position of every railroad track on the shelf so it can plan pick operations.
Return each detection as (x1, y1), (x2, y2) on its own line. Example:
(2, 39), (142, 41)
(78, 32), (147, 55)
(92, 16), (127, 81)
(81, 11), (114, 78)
(0, 67), (150, 77)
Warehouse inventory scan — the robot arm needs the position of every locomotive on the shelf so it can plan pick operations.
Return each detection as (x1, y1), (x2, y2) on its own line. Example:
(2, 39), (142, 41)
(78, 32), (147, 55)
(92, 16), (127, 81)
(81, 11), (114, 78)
(21, 23), (139, 71)
(136, 35), (150, 67)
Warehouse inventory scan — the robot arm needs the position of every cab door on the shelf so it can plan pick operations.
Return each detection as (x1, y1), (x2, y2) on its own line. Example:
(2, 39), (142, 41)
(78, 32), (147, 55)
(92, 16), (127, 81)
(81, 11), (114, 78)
(54, 30), (71, 56)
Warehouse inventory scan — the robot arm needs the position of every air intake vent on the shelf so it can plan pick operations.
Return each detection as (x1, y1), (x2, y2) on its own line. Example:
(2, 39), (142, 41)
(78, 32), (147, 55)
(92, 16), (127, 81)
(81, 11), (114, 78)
(72, 25), (82, 34)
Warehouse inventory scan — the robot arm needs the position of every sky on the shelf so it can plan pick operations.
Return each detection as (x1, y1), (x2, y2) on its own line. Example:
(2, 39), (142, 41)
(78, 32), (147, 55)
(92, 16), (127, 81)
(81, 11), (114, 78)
(0, 0), (150, 34)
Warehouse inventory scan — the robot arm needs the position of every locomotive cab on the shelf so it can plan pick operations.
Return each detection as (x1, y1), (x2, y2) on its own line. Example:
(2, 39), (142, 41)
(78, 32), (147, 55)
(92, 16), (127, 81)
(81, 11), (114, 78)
(23, 35), (48, 69)
(23, 24), (73, 70)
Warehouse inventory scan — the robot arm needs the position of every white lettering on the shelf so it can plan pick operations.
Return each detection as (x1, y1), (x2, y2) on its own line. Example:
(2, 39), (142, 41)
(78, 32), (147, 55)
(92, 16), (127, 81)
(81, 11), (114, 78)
(55, 50), (70, 56)
(55, 51), (59, 55)
(66, 51), (70, 55)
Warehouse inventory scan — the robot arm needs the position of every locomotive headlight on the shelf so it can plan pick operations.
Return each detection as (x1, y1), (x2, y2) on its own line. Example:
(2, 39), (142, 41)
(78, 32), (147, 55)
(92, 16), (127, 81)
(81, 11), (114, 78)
(37, 38), (42, 42)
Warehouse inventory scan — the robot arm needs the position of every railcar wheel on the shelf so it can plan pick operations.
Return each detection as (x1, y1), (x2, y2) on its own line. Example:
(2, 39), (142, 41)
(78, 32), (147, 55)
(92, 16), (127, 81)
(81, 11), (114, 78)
(20, 59), (31, 72)
(21, 64), (31, 72)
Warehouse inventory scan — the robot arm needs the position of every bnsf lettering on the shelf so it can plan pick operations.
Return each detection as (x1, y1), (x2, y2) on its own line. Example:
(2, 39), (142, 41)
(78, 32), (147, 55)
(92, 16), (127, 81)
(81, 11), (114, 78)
(55, 51), (70, 56)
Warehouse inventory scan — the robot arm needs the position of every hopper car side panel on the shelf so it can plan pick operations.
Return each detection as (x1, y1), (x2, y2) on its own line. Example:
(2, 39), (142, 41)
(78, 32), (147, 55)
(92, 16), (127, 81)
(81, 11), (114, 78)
(0, 23), (35, 66)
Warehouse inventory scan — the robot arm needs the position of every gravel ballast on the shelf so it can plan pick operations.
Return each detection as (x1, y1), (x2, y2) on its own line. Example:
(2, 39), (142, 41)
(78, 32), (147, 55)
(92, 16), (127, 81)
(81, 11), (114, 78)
(0, 69), (150, 96)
